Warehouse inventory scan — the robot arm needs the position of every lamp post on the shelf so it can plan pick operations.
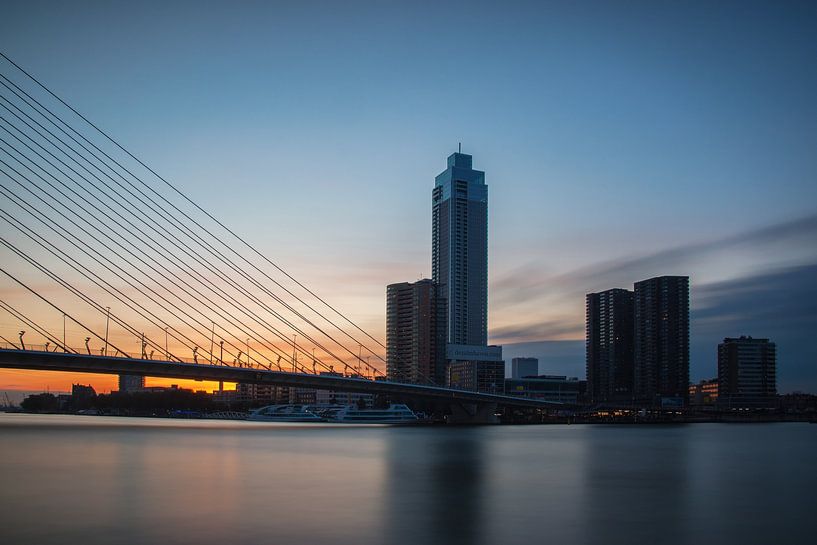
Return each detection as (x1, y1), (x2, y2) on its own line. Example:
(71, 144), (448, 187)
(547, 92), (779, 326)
(210, 322), (215, 365)
(292, 334), (297, 372)
(104, 306), (110, 357)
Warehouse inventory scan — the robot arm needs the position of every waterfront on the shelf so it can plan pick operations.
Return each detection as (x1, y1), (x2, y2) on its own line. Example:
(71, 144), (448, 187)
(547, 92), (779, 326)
(0, 415), (814, 544)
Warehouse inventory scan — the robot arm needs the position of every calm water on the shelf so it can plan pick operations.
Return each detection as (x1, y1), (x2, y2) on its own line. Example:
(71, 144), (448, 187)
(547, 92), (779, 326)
(0, 414), (814, 545)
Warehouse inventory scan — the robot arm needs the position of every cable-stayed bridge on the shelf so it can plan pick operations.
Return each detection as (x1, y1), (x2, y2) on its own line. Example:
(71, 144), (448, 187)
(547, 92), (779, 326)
(0, 53), (562, 419)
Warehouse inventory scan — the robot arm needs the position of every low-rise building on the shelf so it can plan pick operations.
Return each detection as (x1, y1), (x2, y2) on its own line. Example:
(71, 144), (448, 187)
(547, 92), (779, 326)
(689, 379), (718, 406)
(504, 375), (585, 404)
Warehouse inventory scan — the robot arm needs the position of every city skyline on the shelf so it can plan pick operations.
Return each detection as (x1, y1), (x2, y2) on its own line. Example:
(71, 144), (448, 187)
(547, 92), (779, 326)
(1, 1), (816, 393)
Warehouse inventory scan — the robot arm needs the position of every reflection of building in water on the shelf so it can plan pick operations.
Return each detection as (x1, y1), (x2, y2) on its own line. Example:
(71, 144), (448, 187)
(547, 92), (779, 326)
(382, 429), (485, 545)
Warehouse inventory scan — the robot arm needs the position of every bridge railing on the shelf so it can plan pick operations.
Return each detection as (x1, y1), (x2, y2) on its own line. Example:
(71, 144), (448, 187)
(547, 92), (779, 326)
(0, 342), (388, 380)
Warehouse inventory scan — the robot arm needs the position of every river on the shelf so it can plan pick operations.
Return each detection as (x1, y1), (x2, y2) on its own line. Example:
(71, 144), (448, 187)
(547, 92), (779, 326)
(0, 414), (814, 544)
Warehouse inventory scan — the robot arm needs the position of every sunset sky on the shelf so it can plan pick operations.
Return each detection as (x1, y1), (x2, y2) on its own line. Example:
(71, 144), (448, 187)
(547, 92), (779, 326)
(1, 0), (816, 396)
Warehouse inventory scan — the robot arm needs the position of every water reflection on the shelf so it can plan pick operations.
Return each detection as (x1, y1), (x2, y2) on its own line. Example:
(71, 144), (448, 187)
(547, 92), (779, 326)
(383, 428), (485, 545)
(580, 425), (691, 545)
(1, 416), (816, 545)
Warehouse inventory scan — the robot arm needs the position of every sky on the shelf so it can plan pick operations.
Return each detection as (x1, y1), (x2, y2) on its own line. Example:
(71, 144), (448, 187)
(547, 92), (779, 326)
(1, 0), (816, 394)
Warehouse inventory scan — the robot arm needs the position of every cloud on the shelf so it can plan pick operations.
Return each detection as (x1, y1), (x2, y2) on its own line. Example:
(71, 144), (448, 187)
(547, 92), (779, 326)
(490, 212), (817, 308)
(490, 319), (583, 344)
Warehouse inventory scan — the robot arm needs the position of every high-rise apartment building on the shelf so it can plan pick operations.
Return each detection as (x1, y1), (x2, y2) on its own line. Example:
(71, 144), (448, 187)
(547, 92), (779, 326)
(431, 151), (503, 392)
(634, 276), (689, 405)
(386, 279), (446, 385)
(432, 152), (488, 346)
(586, 288), (635, 403)
(718, 336), (777, 408)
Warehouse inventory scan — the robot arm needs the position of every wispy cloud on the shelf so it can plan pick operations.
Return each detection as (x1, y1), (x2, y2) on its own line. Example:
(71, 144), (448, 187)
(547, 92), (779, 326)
(491, 212), (817, 309)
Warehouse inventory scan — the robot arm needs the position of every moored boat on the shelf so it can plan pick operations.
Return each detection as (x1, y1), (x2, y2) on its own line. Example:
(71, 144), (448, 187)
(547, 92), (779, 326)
(320, 404), (419, 424)
(248, 404), (325, 422)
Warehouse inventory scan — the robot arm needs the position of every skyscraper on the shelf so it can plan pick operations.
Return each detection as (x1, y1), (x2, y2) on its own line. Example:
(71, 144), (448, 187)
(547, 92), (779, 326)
(634, 276), (690, 405)
(718, 336), (777, 408)
(432, 151), (502, 392)
(432, 151), (488, 346)
(386, 279), (446, 385)
(586, 288), (635, 403)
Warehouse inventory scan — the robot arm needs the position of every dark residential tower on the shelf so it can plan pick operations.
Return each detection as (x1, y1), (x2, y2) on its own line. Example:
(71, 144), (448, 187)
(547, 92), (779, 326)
(634, 276), (690, 405)
(386, 279), (446, 385)
(586, 288), (635, 403)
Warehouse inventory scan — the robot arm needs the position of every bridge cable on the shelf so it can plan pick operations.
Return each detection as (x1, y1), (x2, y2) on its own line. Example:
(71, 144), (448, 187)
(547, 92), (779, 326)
(0, 59), (388, 369)
(0, 267), (133, 357)
(0, 78), (387, 378)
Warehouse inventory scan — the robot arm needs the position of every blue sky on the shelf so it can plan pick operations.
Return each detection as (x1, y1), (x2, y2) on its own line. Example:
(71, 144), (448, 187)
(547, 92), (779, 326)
(1, 0), (816, 391)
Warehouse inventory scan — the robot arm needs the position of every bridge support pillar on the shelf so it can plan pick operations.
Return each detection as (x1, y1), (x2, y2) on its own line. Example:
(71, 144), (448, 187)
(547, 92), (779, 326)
(445, 402), (499, 425)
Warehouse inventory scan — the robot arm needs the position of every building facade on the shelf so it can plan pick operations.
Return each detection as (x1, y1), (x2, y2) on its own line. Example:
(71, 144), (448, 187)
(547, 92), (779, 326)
(431, 151), (502, 392)
(585, 288), (634, 404)
(717, 336), (777, 408)
(118, 374), (145, 393)
(511, 357), (539, 379)
(689, 378), (719, 406)
(432, 152), (488, 346)
(633, 276), (690, 405)
(386, 279), (446, 385)
(505, 376), (585, 404)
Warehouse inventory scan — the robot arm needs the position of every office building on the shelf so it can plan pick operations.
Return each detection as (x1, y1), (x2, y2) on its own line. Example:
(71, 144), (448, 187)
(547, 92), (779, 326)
(447, 346), (505, 394)
(386, 279), (446, 385)
(718, 336), (777, 408)
(585, 288), (634, 403)
(432, 151), (503, 392)
(505, 375), (586, 404)
(118, 374), (145, 393)
(634, 276), (690, 405)
(511, 357), (539, 379)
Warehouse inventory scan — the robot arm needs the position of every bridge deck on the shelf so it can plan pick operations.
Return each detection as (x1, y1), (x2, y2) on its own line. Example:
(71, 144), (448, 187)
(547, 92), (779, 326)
(0, 349), (567, 409)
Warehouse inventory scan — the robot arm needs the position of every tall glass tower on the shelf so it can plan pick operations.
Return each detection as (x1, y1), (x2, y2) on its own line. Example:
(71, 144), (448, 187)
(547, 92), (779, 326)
(432, 152), (488, 346)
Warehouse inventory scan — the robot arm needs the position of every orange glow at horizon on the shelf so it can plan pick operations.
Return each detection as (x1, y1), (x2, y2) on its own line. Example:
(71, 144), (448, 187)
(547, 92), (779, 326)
(0, 369), (231, 395)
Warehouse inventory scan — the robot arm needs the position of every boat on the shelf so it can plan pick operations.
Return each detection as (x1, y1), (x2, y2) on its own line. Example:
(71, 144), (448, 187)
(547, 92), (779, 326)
(321, 404), (419, 424)
(247, 404), (325, 422)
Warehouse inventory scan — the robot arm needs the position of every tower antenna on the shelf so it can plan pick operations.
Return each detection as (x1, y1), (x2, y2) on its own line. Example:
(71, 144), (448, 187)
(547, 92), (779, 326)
(458, 142), (461, 153)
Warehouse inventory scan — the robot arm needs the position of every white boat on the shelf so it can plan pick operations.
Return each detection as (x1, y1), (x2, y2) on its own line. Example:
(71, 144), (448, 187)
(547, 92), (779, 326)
(248, 405), (325, 422)
(321, 404), (419, 424)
